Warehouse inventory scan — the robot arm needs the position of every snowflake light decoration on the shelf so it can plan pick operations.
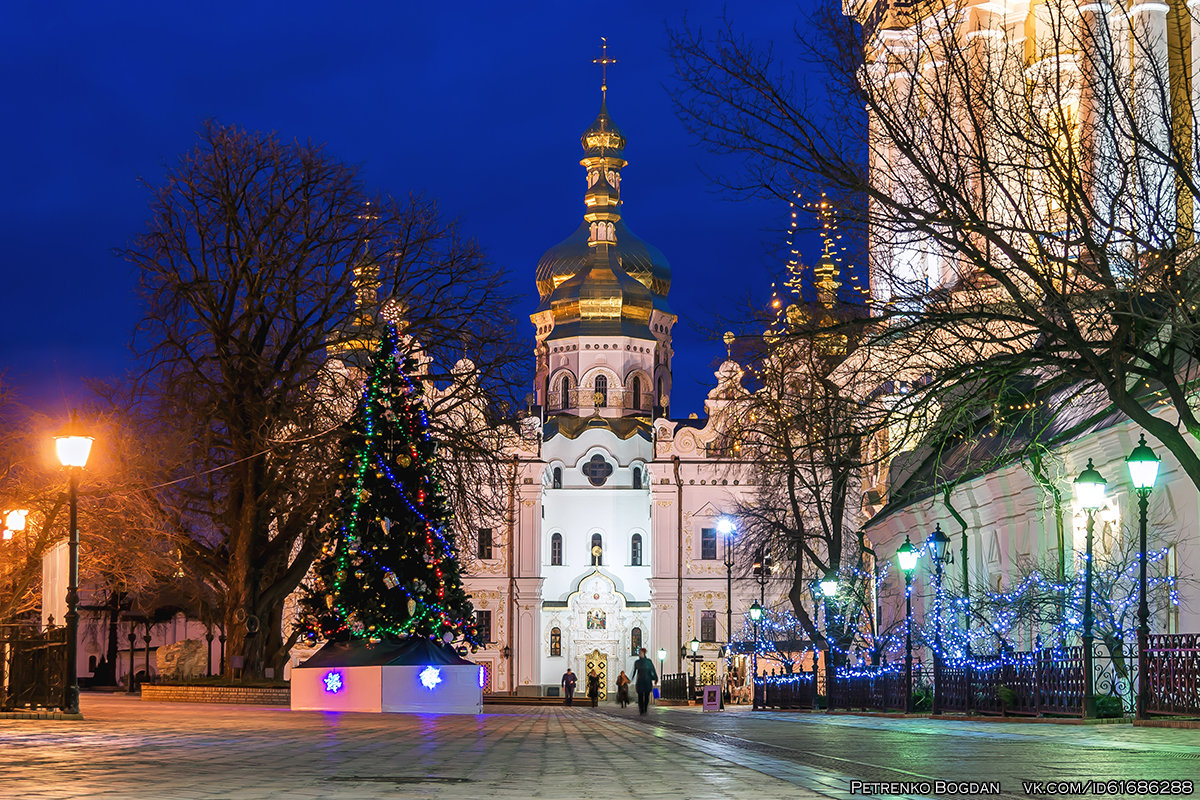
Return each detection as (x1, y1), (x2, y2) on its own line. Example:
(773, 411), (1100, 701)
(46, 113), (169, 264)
(323, 671), (344, 694)
(419, 665), (442, 690)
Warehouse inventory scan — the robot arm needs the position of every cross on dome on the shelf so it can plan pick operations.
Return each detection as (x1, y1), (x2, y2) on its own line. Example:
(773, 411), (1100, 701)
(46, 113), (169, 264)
(593, 37), (617, 96)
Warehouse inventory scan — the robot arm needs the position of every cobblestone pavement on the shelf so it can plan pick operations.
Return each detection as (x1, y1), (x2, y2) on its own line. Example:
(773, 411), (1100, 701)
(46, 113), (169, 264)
(605, 704), (1200, 799)
(4, 695), (1200, 800)
(0, 695), (826, 800)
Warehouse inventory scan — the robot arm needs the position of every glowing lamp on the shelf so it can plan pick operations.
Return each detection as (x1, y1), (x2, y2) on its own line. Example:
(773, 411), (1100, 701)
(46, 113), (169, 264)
(4, 509), (28, 533)
(716, 516), (735, 536)
(54, 412), (94, 469)
(896, 536), (919, 574)
(478, 666), (487, 689)
(1073, 458), (1108, 511)
(657, 647), (666, 662)
(749, 601), (763, 622)
(926, 524), (951, 564)
(1126, 435), (1160, 492)
(689, 637), (700, 654)
(819, 569), (839, 598)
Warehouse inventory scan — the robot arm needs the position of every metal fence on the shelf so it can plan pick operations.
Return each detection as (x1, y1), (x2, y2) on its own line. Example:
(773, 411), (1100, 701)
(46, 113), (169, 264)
(755, 672), (815, 710)
(1145, 634), (1200, 716)
(1, 623), (69, 711)
(938, 648), (1085, 717)
(830, 666), (912, 712)
(659, 673), (692, 702)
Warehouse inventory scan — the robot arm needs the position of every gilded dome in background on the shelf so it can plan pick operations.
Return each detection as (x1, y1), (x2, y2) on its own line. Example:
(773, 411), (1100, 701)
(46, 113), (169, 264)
(535, 220), (672, 306)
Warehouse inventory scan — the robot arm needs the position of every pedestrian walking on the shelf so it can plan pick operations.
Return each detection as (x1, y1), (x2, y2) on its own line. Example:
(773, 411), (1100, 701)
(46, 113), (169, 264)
(561, 668), (577, 706)
(631, 647), (658, 715)
(616, 670), (631, 708)
(586, 669), (601, 708)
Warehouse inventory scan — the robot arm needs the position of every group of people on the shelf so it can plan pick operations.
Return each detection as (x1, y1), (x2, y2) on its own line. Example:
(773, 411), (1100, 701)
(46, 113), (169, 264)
(560, 647), (659, 714)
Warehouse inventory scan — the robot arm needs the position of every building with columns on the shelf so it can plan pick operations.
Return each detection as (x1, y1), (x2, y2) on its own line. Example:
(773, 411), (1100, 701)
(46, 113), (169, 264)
(458, 85), (784, 697)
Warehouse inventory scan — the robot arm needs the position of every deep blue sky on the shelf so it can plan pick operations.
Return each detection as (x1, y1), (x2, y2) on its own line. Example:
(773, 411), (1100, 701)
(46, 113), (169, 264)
(1, 2), (818, 418)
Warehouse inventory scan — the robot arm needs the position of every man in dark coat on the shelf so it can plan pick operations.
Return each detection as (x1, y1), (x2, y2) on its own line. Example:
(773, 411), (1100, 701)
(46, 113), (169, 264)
(561, 668), (577, 705)
(630, 647), (658, 715)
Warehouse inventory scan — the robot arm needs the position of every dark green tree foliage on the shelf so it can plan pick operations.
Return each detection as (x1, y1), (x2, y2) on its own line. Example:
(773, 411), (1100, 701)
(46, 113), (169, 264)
(300, 324), (478, 645)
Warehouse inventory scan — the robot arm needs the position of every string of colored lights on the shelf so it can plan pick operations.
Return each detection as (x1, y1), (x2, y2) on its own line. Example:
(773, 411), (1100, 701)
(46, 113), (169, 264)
(300, 323), (478, 646)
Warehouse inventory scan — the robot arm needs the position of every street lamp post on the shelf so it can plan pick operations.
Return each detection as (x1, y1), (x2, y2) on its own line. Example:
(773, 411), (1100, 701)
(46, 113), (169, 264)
(688, 637), (702, 699)
(1126, 436), (1160, 720)
(1073, 458), (1107, 719)
(55, 411), (94, 715)
(657, 647), (666, 680)
(897, 537), (920, 714)
(926, 524), (951, 715)
(818, 569), (839, 711)
(717, 516), (735, 661)
(749, 601), (762, 709)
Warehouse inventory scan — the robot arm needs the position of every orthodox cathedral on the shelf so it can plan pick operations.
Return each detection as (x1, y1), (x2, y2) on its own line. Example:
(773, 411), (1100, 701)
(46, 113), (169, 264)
(457, 78), (776, 697)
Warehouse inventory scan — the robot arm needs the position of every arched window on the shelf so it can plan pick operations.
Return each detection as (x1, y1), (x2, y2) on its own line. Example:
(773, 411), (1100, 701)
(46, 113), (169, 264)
(632, 466), (642, 489)
(594, 374), (608, 406)
(631, 533), (643, 566)
(630, 627), (642, 656)
(631, 376), (641, 410)
(552, 467), (562, 489)
(550, 627), (562, 657)
(590, 533), (603, 566)
(551, 533), (563, 566)
(560, 376), (570, 408)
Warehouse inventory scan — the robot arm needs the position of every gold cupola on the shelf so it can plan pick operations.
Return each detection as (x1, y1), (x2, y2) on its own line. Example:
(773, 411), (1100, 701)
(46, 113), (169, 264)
(534, 85), (672, 335)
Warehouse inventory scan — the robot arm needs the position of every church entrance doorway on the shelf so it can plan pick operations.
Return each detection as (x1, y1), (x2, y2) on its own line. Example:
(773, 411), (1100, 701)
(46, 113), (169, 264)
(585, 649), (608, 699)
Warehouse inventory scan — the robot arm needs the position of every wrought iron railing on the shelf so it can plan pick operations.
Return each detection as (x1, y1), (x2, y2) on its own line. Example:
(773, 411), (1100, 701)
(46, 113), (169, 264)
(1144, 633), (1200, 716)
(1, 623), (69, 711)
(755, 671), (816, 710)
(659, 673), (691, 702)
(830, 665), (912, 712)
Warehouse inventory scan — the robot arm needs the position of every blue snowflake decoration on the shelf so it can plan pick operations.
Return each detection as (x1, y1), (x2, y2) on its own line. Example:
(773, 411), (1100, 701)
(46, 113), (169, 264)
(419, 665), (442, 690)
(323, 670), (344, 694)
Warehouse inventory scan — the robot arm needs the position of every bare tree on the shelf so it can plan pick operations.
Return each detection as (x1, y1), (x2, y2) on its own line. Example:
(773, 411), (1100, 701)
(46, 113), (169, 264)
(670, 1), (1200, 494)
(124, 123), (522, 675)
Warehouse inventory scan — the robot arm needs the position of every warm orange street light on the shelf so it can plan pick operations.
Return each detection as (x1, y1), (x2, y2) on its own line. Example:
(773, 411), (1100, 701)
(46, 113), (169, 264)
(54, 410), (93, 715)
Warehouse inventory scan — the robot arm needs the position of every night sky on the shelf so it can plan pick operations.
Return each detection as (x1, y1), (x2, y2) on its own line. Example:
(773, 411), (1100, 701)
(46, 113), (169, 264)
(1, 2), (817, 418)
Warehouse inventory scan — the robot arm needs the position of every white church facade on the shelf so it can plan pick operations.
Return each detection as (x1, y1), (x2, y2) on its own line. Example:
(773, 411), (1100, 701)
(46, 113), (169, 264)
(459, 89), (776, 697)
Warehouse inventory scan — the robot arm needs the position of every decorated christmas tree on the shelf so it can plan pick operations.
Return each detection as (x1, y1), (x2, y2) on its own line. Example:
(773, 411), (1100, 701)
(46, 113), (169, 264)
(299, 323), (479, 647)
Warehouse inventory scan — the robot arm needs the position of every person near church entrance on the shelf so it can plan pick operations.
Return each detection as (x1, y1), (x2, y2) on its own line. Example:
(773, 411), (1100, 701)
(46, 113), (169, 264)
(586, 669), (601, 708)
(616, 670), (631, 708)
(631, 647), (658, 715)
(562, 668), (577, 705)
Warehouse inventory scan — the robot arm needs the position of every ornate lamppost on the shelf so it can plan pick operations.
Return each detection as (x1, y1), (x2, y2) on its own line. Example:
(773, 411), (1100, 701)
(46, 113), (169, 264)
(55, 411), (94, 715)
(1073, 458), (1107, 719)
(657, 647), (666, 679)
(926, 524), (951, 715)
(687, 637), (702, 698)
(1126, 436), (1160, 720)
(717, 516), (736, 655)
(896, 536), (920, 713)
(818, 569), (839, 711)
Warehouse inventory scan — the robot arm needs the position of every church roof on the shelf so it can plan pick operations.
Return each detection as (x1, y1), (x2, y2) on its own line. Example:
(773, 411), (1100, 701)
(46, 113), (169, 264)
(536, 219), (673, 306)
(544, 413), (653, 441)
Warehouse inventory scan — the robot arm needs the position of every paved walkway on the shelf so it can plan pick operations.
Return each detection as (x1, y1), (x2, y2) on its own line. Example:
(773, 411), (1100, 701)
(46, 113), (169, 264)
(0, 695), (820, 800)
(4, 695), (1199, 799)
